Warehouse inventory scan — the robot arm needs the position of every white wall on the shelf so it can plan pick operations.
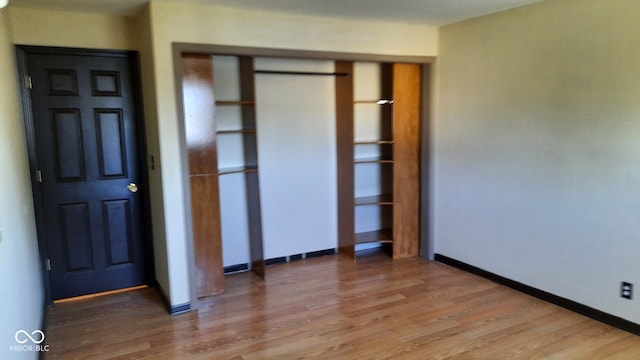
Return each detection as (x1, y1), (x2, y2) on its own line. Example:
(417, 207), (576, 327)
(9, 7), (137, 50)
(0, 8), (43, 360)
(255, 58), (337, 258)
(437, 0), (640, 323)
(133, 5), (174, 307)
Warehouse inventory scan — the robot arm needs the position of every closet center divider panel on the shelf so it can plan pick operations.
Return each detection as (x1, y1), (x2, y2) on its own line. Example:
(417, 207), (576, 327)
(238, 57), (265, 278)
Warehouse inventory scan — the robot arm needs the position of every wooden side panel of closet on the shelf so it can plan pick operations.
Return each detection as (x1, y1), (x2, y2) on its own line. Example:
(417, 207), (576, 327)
(239, 57), (266, 278)
(392, 63), (421, 258)
(182, 53), (225, 296)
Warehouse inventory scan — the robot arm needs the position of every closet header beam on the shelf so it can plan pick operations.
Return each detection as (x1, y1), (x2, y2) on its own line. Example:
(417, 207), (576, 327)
(176, 43), (435, 64)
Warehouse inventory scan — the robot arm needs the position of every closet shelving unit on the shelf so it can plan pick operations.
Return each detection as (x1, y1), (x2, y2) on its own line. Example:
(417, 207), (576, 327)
(182, 50), (424, 298)
(182, 54), (265, 299)
(337, 61), (421, 260)
(215, 56), (265, 279)
(353, 63), (394, 247)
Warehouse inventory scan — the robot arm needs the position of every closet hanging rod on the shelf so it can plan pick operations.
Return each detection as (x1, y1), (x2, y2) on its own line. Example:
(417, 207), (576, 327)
(254, 70), (350, 77)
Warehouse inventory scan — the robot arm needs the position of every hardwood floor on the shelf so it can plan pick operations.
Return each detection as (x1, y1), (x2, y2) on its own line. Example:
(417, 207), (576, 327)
(45, 251), (640, 359)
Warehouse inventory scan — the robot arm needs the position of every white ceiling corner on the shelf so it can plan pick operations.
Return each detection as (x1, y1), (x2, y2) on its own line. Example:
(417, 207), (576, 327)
(9, 0), (544, 25)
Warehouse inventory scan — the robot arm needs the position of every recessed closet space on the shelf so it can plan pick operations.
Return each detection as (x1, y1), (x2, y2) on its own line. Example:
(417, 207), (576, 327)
(178, 45), (430, 298)
(255, 58), (338, 259)
(353, 62), (394, 247)
(182, 53), (264, 298)
(336, 61), (422, 260)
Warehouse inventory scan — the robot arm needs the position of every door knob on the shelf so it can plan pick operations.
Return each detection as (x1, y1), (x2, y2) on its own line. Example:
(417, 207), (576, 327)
(127, 183), (139, 193)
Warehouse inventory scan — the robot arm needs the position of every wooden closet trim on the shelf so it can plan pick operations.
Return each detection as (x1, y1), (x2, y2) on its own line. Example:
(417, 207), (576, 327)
(173, 43), (435, 64)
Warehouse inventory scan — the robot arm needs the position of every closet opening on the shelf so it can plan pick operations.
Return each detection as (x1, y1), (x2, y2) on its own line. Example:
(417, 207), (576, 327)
(173, 44), (434, 307)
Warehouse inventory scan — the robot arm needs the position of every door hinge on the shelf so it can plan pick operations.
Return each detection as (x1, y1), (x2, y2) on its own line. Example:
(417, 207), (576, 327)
(25, 75), (33, 90)
(35, 169), (43, 183)
(46, 259), (51, 271)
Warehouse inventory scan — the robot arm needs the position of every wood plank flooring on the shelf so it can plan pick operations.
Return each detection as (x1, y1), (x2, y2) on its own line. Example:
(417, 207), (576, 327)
(45, 251), (640, 359)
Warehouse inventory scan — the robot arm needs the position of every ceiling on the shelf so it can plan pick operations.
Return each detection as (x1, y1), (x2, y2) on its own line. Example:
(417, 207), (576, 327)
(9, 0), (544, 25)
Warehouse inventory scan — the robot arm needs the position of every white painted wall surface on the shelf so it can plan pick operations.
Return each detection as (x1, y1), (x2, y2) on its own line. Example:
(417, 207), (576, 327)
(254, 58), (337, 258)
(9, 7), (137, 50)
(0, 9), (43, 360)
(437, 0), (640, 323)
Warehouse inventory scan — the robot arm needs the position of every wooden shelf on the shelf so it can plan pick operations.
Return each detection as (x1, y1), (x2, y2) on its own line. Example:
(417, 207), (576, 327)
(216, 129), (257, 135)
(355, 229), (393, 245)
(354, 157), (394, 164)
(215, 100), (255, 106)
(353, 99), (394, 105)
(218, 166), (258, 176)
(354, 140), (394, 145)
(355, 194), (393, 206)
